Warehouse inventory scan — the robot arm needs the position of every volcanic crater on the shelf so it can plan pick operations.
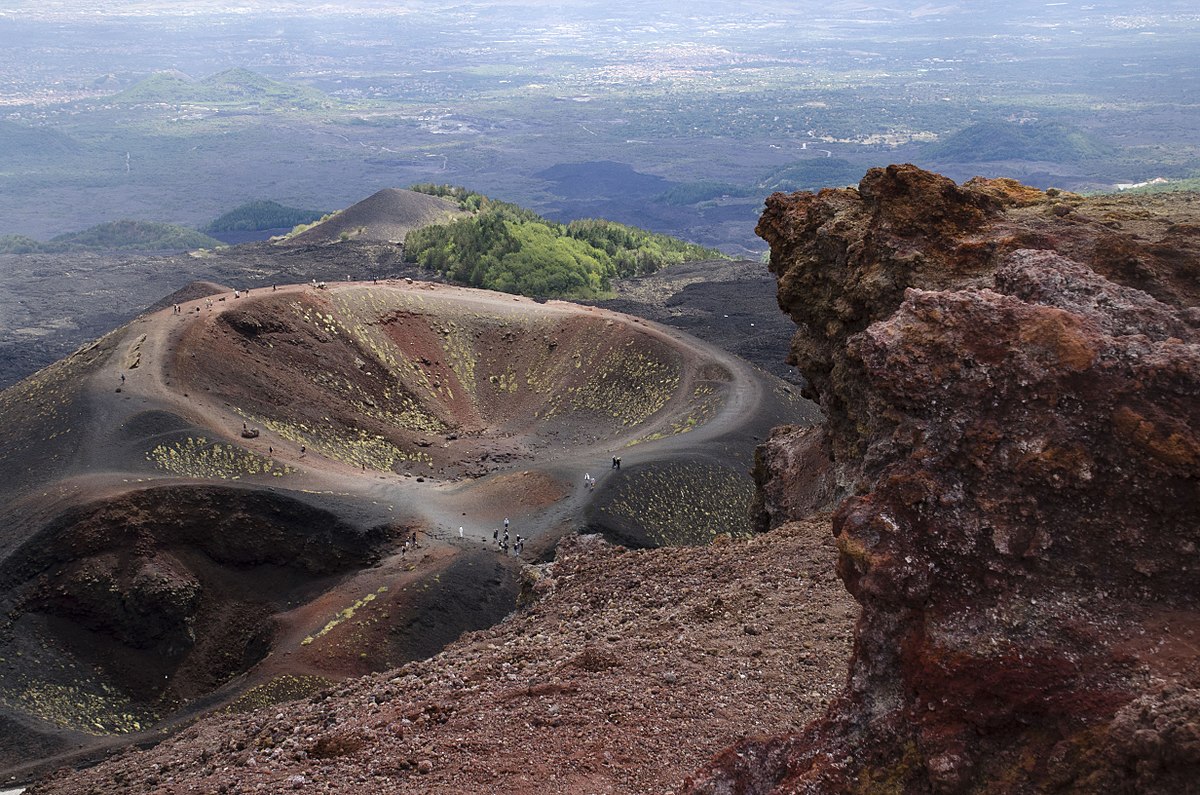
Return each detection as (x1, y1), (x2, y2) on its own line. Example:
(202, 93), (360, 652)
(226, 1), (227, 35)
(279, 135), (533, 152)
(175, 285), (717, 476)
(0, 278), (811, 781)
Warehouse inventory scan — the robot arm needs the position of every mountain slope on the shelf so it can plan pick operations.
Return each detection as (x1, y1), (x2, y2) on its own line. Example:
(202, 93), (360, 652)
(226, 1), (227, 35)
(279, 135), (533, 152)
(203, 200), (327, 234)
(278, 188), (468, 246)
(1, 221), (221, 254)
(924, 119), (1111, 163)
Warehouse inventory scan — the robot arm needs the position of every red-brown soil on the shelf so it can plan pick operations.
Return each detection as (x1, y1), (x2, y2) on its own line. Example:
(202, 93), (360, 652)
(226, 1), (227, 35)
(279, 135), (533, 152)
(27, 516), (857, 795)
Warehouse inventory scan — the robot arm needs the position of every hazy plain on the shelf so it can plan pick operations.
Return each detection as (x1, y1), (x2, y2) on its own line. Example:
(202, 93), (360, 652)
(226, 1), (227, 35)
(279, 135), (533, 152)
(0, 0), (1196, 255)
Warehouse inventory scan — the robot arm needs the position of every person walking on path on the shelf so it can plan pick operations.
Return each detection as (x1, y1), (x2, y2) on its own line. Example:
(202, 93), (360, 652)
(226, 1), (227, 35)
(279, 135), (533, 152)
(459, 526), (464, 539)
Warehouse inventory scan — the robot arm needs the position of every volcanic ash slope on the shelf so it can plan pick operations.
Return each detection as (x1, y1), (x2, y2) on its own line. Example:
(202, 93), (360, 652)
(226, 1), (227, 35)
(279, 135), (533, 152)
(28, 518), (857, 794)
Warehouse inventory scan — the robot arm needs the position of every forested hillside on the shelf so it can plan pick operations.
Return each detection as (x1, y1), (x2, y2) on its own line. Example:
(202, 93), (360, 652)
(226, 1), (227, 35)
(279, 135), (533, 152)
(404, 187), (722, 297)
(203, 200), (327, 233)
(0, 221), (221, 254)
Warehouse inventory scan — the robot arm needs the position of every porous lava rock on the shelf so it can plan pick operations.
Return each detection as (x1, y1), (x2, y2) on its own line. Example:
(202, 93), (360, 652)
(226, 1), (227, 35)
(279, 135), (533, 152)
(687, 165), (1200, 793)
(750, 425), (836, 533)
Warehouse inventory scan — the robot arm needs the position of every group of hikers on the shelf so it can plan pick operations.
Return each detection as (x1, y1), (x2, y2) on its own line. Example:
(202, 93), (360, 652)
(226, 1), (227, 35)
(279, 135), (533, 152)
(454, 517), (525, 555)
(491, 521), (524, 555)
(457, 456), (630, 555)
(463, 456), (627, 556)
(491, 517), (523, 555)
(451, 516), (531, 556)
(166, 277), (400, 320)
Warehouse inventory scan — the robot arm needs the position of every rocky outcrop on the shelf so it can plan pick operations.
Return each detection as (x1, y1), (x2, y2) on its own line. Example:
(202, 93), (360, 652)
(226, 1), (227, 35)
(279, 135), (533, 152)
(750, 425), (836, 532)
(687, 165), (1200, 793)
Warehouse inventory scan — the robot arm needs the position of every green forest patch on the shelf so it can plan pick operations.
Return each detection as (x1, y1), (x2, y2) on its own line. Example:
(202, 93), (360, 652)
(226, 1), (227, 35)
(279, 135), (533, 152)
(404, 186), (723, 298)
(202, 199), (327, 233)
(0, 220), (222, 254)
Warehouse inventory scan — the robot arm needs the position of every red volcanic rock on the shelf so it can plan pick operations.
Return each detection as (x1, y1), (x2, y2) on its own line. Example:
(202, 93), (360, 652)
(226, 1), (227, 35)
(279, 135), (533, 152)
(751, 425), (837, 532)
(687, 166), (1200, 793)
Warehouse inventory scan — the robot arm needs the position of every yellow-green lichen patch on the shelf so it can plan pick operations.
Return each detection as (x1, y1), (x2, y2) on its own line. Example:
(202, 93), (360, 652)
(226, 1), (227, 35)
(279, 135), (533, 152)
(570, 343), (681, 428)
(253, 417), (433, 471)
(488, 369), (518, 393)
(302, 586), (389, 646)
(307, 371), (445, 436)
(515, 319), (583, 397)
(598, 462), (755, 546)
(146, 436), (295, 479)
(631, 383), (724, 445)
(2, 681), (154, 736)
(290, 301), (349, 339)
(222, 674), (335, 714)
(438, 320), (478, 396)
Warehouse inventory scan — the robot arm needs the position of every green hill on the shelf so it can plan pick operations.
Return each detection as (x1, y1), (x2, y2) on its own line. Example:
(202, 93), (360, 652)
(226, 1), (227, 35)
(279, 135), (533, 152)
(0, 120), (81, 158)
(53, 221), (222, 251)
(113, 71), (193, 103)
(404, 186), (724, 298)
(924, 120), (1110, 163)
(202, 200), (327, 233)
(0, 235), (47, 255)
(759, 158), (867, 193)
(114, 68), (332, 110)
(1110, 176), (1200, 196)
(0, 221), (222, 254)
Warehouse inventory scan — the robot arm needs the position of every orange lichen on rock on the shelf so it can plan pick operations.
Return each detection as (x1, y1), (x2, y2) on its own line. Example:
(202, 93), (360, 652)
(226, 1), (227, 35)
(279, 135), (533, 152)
(1016, 309), (1098, 372)
(1113, 405), (1200, 469)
